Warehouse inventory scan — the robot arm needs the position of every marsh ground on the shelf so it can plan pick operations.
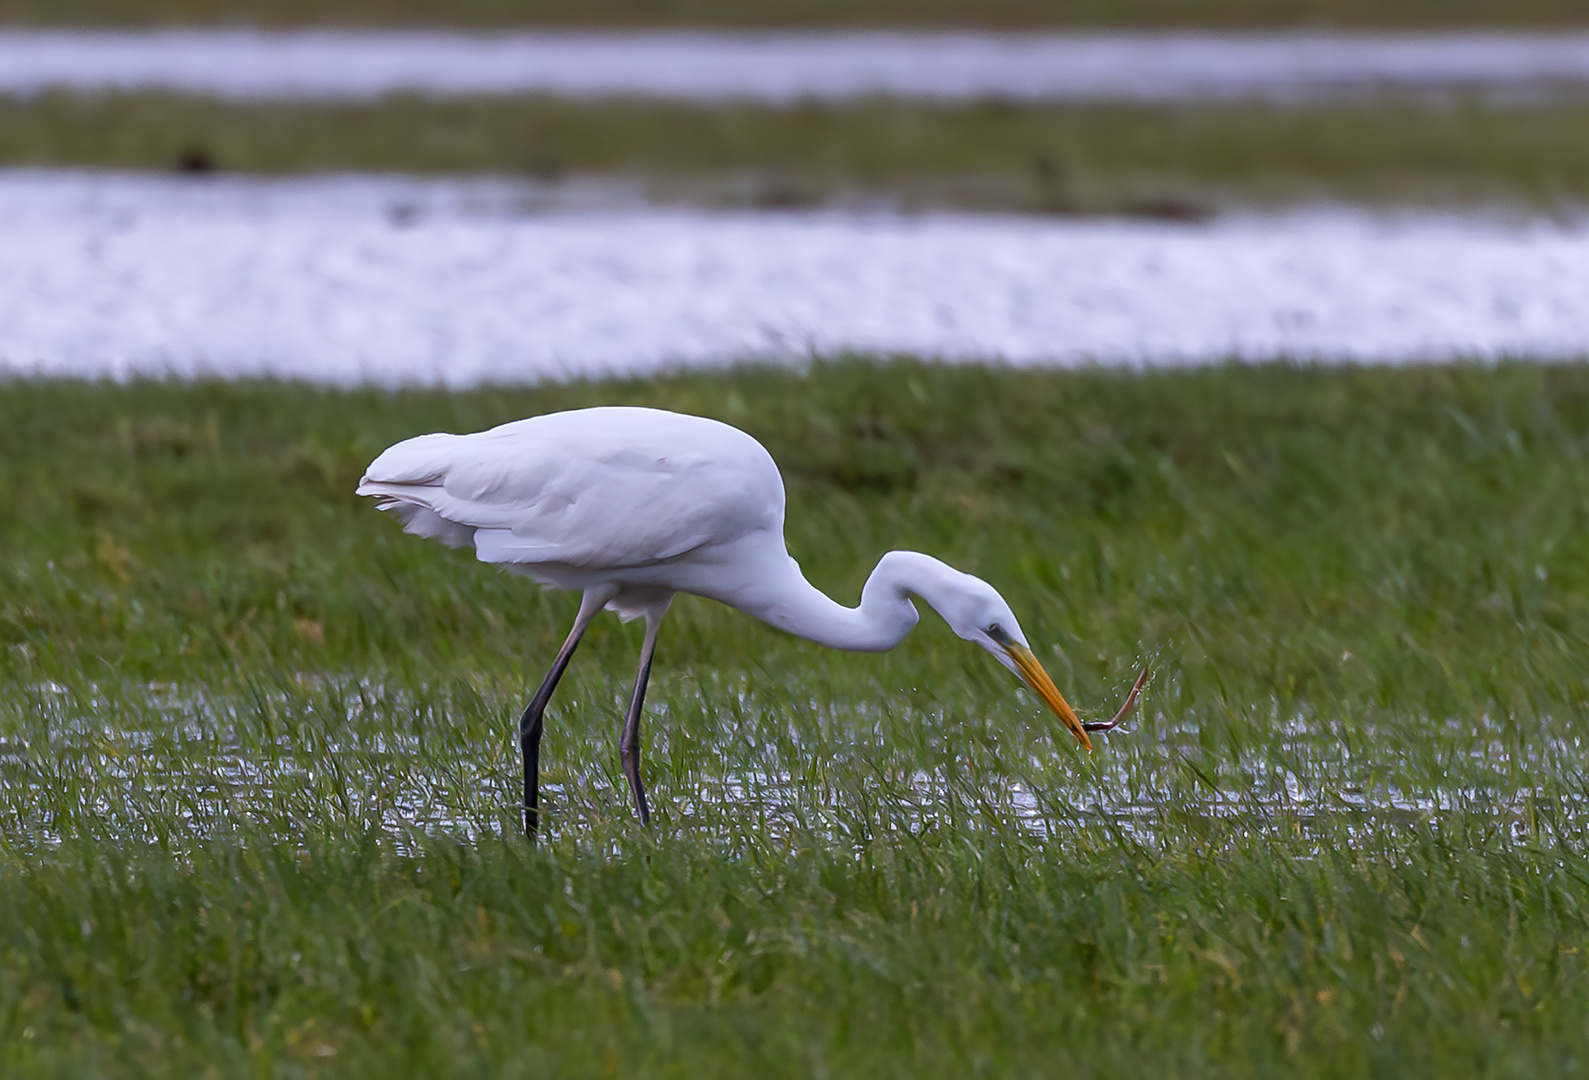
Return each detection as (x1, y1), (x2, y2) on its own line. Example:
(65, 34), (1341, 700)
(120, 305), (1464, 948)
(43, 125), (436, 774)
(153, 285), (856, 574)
(3, 361), (1588, 1076)
(11, 93), (1589, 213)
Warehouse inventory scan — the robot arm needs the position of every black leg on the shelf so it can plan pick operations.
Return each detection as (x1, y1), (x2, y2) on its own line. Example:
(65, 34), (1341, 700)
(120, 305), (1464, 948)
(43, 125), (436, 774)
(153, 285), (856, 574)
(520, 595), (603, 838)
(620, 612), (666, 828)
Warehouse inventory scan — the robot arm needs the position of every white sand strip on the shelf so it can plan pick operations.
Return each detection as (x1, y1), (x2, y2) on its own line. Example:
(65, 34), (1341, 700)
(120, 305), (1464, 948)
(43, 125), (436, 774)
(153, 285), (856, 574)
(6, 30), (1589, 103)
(0, 171), (1585, 384)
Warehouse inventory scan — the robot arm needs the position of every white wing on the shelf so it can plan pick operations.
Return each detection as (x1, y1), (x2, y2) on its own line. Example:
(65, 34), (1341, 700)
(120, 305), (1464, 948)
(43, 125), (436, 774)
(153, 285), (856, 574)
(356, 406), (784, 570)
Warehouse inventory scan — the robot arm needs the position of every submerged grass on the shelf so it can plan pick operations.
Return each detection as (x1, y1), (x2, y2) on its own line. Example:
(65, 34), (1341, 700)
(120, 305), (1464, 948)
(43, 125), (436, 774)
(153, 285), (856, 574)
(3, 360), (1589, 1075)
(12, 92), (1589, 211)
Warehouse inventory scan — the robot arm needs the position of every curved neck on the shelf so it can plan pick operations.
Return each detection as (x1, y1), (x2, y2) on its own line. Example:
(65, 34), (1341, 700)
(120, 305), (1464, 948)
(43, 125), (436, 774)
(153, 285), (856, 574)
(736, 549), (963, 653)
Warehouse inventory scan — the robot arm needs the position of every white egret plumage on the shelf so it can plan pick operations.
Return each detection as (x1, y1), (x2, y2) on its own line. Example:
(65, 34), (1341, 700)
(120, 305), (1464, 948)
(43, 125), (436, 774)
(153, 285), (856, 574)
(358, 406), (1143, 835)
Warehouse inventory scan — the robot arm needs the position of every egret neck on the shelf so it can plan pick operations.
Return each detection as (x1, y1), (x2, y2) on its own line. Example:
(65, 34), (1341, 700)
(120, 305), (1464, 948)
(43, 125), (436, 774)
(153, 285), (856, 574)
(728, 549), (976, 653)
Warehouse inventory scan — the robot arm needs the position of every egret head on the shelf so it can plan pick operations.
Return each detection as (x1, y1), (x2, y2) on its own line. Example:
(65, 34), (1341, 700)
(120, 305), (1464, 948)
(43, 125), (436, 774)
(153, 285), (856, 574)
(933, 573), (1094, 751)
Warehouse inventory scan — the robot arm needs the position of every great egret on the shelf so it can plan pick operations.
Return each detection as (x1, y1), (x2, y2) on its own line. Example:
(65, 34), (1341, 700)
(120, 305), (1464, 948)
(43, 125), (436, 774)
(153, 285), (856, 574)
(358, 406), (1144, 835)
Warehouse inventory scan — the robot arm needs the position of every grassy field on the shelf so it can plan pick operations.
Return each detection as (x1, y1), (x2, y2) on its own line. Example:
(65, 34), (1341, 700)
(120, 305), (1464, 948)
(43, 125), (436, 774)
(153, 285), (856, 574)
(3, 0), (1588, 28)
(2, 360), (1589, 1075)
(11, 93), (1589, 211)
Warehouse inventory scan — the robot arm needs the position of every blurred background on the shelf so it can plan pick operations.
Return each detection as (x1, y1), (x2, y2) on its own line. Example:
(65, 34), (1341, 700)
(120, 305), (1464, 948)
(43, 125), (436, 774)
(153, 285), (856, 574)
(5, 0), (1589, 211)
(1, 1), (1587, 379)
(4, 0), (1586, 27)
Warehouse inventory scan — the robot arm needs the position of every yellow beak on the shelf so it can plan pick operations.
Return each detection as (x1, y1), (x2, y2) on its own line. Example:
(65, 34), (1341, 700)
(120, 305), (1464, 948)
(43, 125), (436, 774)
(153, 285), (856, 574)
(1006, 643), (1092, 751)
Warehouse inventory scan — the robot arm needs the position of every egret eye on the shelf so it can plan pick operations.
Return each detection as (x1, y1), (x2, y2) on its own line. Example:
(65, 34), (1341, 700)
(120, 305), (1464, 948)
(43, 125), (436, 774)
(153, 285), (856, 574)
(988, 622), (1000, 634)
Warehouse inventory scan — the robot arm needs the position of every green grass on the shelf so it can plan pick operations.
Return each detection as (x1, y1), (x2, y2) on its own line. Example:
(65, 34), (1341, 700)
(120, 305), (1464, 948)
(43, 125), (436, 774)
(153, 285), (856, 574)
(4, 359), (1589, 1075)
(14, 93), (1589, 211)
(4, 0), (1589, 28)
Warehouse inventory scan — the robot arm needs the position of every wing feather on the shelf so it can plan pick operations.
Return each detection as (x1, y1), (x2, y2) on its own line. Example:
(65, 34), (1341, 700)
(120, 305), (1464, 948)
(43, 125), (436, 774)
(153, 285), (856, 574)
(356, 407), (782, 570)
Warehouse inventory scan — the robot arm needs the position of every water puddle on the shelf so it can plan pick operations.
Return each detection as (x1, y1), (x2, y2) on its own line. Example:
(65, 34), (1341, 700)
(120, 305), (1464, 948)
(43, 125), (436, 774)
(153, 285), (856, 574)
(6, 30), (1589, 103)
(4, 678), (1581, 853)
(4, 171), (1588, 383)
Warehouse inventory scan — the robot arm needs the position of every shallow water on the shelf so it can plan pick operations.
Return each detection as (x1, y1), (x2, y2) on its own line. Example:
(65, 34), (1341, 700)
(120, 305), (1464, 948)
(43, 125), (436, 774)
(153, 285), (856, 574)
(3, 170), (1587, 383)
(3, 679), (1577, 853)
(6, 30), (1589, 103)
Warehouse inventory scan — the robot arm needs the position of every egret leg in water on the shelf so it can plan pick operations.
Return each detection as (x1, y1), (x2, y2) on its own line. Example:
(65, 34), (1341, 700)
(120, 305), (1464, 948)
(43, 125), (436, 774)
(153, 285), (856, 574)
(620, 601), (670, 828)
(519, 590), (606, 837)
